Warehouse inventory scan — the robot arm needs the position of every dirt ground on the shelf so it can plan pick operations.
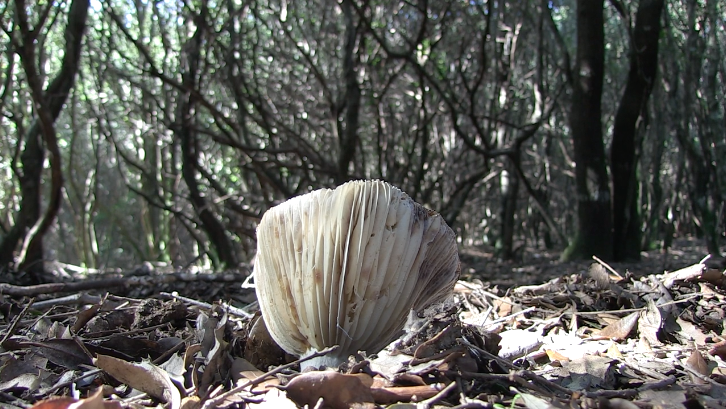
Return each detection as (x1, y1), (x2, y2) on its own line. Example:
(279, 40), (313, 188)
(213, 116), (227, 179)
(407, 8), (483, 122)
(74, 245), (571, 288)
(459, 237), (717, 287)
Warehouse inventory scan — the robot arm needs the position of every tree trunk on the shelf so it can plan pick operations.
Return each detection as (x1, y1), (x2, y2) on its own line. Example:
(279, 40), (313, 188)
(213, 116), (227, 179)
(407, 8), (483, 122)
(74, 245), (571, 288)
(562, 0), (613, 261)
(498, 156), (520, 260)
(178, 4), (239, 268)
(672, 0), (722, 257)
(335, 0), (361, 183)
(611, 0), (664, 261)
(0, 0), (90, 277)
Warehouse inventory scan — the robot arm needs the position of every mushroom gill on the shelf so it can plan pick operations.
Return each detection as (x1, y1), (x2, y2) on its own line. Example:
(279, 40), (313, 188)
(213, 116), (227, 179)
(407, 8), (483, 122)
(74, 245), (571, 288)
(254, 180), (460, 368)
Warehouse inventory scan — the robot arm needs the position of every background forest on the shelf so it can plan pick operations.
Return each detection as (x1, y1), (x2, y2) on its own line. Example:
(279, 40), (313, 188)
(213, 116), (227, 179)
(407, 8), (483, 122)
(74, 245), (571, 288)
(0, 0), (724, 279)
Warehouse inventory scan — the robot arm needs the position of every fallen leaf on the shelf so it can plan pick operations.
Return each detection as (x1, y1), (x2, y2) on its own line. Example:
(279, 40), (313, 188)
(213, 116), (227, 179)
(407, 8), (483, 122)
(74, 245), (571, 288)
(28, 398), (78, 409)
(282, 371), (374, 409)
(512, 387), (562, 408)
(563, 355), (616, 390)
(600, 398), (640, 409)
(27, 339), (93, 370)
(370, 383), (445, 404)
(596, 312), (638, 341)
(684, 350), (710, 379)
(545, 349), (569, 362)
(0, 373), (41, 393)
(588, 263), (611, 290)
(95, 354), (181, 407)
(709, 339), (726, 360)
(30, 389), (121, 409)
(498, 329), (542, 359)
(605, 342), (622, 359)
(638, 300), (662, 346)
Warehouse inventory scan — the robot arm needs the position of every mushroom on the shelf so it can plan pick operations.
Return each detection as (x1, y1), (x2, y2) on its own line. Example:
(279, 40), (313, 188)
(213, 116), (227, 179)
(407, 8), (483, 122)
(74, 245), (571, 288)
(254, 180), (460, 368)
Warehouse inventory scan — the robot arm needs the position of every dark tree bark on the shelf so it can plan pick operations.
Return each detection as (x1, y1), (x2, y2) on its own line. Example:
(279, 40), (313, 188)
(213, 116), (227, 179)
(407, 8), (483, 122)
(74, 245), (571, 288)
(499, 155), (520, 260)
(672, 0), (722, 257)
(562, 0), (613, 261)
(177, 3), (238, 268)
(0, 0), (90, 278)
(335, 0), (361, 183)
(611, 0), (664, 261)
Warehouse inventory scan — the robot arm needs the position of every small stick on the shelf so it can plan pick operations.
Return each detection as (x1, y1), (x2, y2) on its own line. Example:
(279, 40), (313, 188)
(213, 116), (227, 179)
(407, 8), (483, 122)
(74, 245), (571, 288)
(592, 255), (623, 278)
(200, 345), (339, 409)
(159, 292), (253, 319)
(1, 298), (34, 345)
(418, 380), (458, 409)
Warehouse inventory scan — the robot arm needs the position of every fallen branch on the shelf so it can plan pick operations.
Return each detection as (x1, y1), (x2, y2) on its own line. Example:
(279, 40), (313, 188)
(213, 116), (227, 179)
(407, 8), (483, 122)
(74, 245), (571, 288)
(0, 271), (250, 297)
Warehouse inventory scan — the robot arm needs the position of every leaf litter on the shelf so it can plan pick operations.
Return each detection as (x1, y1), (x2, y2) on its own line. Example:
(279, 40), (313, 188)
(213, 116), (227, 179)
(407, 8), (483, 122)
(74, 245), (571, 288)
(0, 250), (724, 408)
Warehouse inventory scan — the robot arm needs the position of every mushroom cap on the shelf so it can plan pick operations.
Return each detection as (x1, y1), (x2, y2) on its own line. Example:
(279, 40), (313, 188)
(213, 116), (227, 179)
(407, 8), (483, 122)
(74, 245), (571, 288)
(254, 180), (460, 366)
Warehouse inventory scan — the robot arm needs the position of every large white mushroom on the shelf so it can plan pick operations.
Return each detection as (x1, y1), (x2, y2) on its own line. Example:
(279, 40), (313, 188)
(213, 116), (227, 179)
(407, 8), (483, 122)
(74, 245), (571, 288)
(254, 180), (460, 368)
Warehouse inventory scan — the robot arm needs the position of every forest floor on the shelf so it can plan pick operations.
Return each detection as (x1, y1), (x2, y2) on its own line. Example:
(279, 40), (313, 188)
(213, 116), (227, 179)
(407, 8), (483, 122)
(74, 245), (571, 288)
(0, 237), (724, 409)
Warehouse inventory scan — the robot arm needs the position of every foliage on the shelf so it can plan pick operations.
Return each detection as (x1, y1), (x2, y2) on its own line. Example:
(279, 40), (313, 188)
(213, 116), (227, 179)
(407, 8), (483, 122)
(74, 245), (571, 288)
(0, 0), (724, 270)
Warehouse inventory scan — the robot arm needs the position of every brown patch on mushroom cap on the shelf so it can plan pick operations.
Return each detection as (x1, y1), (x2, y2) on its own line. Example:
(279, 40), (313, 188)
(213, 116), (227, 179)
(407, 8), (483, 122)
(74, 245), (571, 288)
(254, 180), (460, 367)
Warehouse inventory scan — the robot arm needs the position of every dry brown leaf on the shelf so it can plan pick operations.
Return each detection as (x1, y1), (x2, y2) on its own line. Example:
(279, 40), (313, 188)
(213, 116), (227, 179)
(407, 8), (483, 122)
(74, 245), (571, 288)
(180, 396), (201, 409)
(0, 373), (41, 394)
(675, 317), (709, 345)
(498, 329), (542, 359)
(282, 371), (375, 409)
(700, 268), (726, 287)
(72, 303), (101, 333)
(545, 349), (569, 362)
(27, 339), (93, 370)
(28, 398), (78, 409)
(605, 342), (623, 359)
(244, 317), (291, 369)
(563, 355), (616, 390)
(230, 357), (279, 392)
(588, 263), (611, 290)
(29, 389), (121, 409)
(600, 398), (640, 409)
(95, 354), (181, 407)
(512, 387), (564, 408)
(493, 297), (513, 318)
(247, 388), (298, 408)
(596, 312), (638, 340)
(709, 339), (726, 360)
(638, 300), (663, 346)
(371, 383), (445, 404)
(685, 350), (710, 377)
(662, 262), (706, 288)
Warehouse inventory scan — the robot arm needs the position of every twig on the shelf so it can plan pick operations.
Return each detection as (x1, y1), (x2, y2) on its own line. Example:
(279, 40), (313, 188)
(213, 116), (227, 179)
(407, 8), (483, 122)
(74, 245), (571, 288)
(583, 376), (676, 398)
(518, 370), (574, 397)
(592, 255), (623, 278)
(418, 380), (458, 409)
(1, 298), (34, 345)
(0, 277), (142, 296)
(481, 306), (536, 327)
(458, 336), (518, 370)
(39, 369), (103, 396)
(32, 293), (103, 309)
(152, 335), (193, 365)
(0, 272), (250, 297)
(200, 345), (339, 409)
(159, 292), (253, 319)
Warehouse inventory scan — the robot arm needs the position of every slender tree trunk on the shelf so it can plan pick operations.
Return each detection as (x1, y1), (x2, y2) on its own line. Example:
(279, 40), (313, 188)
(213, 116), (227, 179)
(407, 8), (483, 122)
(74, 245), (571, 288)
(335, 0), (361, 183)
(562, 0), (613, 261)
(499, 156), (520, 260)
(178, 3), (238, 268)
(644, 85), (666, 250)
(611, 0), (664, 261)
(0, 0), (90, 277)
(673, 0), (722, 257)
